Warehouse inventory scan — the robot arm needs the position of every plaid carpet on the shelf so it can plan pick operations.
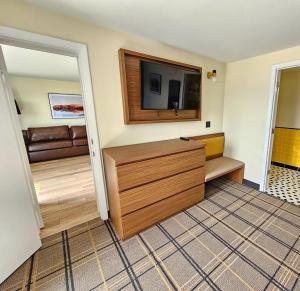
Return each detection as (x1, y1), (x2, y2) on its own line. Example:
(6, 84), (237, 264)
(1, 178), (299, 291)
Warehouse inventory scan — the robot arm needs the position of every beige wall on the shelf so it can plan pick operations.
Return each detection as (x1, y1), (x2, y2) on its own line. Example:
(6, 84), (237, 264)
(276, 69), (300, 128)
(10, 76), (83, 129)
(224, 45), (300, 184)
(0, 0), (225, 148)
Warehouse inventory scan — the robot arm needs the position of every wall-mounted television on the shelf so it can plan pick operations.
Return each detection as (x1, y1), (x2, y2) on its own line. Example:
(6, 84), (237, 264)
(141, 60), (201, 110)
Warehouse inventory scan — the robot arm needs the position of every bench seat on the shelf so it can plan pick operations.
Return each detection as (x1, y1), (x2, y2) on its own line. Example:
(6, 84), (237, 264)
(205, 156), (244, 183)
(190, 133), (245, 184)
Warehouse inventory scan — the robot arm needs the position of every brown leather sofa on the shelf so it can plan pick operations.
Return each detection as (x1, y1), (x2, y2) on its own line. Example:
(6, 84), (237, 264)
(23, 125), (89, 163)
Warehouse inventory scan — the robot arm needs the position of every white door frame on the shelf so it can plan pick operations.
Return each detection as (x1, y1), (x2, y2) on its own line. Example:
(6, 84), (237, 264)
(0, 25), (108, 225)
(260, 59), (300, 192)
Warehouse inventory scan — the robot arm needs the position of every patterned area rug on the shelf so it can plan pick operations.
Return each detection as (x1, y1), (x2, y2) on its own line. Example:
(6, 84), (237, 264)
(1, 178), (299, 291)
(267, 165), (300, 206)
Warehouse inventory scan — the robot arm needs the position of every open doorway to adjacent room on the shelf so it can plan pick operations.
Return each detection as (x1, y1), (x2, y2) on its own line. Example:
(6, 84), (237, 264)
(1, 44), (100, 237)
(263, 66), (300, 206)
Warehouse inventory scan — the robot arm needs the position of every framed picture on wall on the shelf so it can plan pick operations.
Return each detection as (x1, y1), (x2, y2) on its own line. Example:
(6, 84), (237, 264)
(48, 93), (84, 119)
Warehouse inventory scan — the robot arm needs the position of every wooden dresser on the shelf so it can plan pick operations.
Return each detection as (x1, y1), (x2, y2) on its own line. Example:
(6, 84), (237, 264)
(103, 139), (205, 239)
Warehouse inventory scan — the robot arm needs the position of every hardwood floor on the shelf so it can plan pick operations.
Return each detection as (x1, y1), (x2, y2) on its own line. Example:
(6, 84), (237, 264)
(30, 155), (99, 238)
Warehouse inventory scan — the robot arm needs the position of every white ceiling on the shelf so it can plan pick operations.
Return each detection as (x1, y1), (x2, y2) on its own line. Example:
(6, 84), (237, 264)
(23, 0), (300, 62)
(1, 45), (79, 81)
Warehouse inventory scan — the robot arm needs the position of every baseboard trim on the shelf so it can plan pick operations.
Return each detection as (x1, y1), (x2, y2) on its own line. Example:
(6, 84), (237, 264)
(243, 179), (260, 190)
(271, 161), (299, 171)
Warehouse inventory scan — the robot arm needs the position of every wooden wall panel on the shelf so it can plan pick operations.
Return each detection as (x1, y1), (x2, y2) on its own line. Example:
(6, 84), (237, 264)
(119, 49), (202, 124)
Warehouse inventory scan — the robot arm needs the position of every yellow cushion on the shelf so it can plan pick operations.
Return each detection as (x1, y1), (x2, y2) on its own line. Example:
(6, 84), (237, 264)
(194, 136), (224, 159)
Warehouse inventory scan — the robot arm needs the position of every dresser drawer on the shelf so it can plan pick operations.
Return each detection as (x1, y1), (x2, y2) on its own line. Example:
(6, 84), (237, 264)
(117, 149), (205, 191)
(120, 184), (204, 239)
(120, 167), (204, 215)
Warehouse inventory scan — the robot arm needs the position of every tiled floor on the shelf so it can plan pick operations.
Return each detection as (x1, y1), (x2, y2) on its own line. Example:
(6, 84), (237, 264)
(1, 178), (299, 291)
(267, 165), (300, 206)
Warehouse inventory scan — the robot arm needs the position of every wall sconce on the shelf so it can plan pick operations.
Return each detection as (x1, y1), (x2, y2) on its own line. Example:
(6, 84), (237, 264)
(207, 69), (217, 82)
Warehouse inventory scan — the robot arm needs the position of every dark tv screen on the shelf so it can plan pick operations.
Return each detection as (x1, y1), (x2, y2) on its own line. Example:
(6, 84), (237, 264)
(141, 60), (201, 110)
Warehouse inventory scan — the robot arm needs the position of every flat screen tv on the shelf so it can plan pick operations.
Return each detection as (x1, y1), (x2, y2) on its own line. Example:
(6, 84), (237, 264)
(141, 60), (201, 110)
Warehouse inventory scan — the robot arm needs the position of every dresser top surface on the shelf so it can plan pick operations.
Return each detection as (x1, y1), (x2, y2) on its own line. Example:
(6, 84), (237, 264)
(103, 138), (204, 165)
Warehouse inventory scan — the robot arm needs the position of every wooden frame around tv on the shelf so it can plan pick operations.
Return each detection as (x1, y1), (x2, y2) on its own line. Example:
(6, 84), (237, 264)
(119, 49), (202, 124)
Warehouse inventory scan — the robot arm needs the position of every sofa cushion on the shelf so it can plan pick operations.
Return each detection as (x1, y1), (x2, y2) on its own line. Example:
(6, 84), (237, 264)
(28, 126), (70, 142)
(29, 145), (89, 163)
(70, 126), (87, 139)
(205, 157), (244, 182)
(72, 138), (88, 146)
(28, 140), (73, 152)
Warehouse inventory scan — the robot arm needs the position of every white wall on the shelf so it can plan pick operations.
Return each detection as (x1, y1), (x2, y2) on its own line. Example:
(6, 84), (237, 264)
(0, 0), (226, 148)
(10, 76), (84, 129)
(224, 44), (300, 184)
(276, 69), (300, 128)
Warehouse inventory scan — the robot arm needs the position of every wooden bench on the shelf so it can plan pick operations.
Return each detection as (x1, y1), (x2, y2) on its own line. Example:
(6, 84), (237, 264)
(190, 133), (245, 184)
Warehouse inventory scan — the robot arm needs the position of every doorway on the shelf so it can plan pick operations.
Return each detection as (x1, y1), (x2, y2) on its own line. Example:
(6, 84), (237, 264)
(0, 25), (108, 283)
(0, 29), (108, 231)
(261, 61), (300, 206)
(1, 44), (102, 237)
